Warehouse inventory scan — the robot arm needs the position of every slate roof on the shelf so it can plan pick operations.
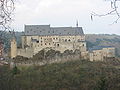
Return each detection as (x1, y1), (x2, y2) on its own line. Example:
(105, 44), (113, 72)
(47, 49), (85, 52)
(24, 25), (84, 36)
(89, 46), (114, 52)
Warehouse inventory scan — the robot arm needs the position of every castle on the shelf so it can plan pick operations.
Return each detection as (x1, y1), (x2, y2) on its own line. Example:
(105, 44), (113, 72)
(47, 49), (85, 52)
(10, 24), (115, 61)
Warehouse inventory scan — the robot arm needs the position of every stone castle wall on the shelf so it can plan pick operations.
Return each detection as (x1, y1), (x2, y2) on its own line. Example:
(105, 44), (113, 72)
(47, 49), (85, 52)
(17, 48), (34, 58)
(10, 53), (81, 67)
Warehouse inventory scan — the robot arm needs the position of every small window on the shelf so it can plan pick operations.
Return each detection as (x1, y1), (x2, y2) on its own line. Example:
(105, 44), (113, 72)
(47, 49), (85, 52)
(65, 39), (67, 42)
(57, 44), (59, 47)
(68, 39), (71, 42)
(49, 43), (51, 45)
(37, 41), (39, 43)
(41, 44), (42, 46)
(45, 43), (47, 45)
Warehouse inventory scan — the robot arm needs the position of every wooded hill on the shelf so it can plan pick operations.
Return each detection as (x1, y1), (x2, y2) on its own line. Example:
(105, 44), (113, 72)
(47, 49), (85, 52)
(86, 34), (120, 57)
(0, 59), (120, 90)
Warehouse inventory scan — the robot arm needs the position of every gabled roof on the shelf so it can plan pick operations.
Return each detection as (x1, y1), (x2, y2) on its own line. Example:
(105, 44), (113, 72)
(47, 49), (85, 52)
(24, 25), (84, 36)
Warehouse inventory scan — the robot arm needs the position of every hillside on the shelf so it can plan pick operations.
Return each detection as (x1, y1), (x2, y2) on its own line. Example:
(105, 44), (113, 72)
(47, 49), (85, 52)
(0, 59), (120, 90)
(86, 34), (120, 57)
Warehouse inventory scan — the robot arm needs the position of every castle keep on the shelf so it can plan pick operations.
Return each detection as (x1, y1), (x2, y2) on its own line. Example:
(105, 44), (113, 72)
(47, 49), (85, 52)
(10, 24), (115, 61)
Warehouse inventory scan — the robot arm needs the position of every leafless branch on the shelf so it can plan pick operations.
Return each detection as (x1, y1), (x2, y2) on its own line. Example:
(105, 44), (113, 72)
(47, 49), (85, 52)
(0, 0), (15, 31)
(91, 0), (120, 24)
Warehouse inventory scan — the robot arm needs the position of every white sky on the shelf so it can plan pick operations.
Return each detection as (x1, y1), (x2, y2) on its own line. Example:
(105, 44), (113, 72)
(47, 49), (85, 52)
(12, 0), (120, 34)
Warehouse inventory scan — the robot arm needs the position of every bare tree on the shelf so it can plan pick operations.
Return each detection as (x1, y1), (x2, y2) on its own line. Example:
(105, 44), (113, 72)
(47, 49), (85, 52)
(0, 0), (15, 53)
(91, 0), (120, 24)
(0, 0), (15, 31)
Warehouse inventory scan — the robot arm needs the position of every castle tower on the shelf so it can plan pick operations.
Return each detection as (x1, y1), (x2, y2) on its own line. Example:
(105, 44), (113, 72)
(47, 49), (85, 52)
(10, 37), (17, 58)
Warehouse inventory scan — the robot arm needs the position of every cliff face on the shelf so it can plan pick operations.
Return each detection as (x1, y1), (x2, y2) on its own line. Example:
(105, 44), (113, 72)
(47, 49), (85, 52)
(86, 34), (120, 57)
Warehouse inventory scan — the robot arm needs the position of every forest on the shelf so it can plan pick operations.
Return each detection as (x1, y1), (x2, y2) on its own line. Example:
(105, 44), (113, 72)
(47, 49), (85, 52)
(0, 59), (120, 90)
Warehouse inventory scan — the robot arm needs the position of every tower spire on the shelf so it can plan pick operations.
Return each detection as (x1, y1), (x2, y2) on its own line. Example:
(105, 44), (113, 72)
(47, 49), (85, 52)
(76, 20), (78, 27)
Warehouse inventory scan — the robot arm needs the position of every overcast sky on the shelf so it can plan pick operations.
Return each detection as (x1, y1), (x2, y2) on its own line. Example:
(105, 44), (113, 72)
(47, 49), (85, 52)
(12, 0), (120, 34)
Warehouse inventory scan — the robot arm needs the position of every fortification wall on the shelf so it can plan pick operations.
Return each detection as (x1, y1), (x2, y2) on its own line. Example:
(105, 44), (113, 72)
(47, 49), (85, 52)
(17, 48), (33, 58)
(10, 54), (81, 67)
